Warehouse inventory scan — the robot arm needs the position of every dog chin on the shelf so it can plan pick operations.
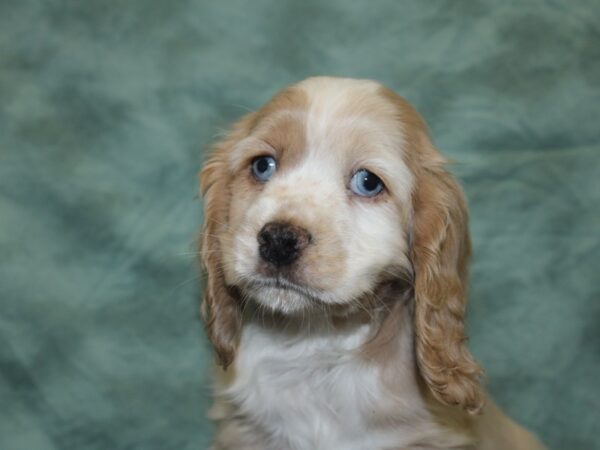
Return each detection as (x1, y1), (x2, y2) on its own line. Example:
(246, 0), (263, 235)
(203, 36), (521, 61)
(242, 282), (321, 315)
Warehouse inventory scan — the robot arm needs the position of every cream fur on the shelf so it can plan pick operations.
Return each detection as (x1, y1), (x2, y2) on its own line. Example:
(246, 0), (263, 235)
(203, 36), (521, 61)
(200, 77), (546, 450)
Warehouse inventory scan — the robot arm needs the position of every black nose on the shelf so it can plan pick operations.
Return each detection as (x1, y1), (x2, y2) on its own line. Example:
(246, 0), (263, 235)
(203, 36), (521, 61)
(257, 222), (311, 267)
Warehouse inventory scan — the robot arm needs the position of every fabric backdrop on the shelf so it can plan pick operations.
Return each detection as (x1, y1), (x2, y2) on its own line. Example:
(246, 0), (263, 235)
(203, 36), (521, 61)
(1, 1), (599, 449)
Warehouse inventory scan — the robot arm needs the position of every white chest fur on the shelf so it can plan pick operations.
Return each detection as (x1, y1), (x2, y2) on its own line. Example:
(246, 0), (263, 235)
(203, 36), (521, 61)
(218, 318), (473, 450)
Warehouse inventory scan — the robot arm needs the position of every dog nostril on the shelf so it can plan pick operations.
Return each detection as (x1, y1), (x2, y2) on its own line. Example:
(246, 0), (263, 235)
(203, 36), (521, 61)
(257, 222), (311, 267)
(257, 229), (272, 246)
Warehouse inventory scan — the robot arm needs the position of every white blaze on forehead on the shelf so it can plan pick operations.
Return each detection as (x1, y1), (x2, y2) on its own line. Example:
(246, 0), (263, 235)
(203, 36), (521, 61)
(299, 77), (381, 154)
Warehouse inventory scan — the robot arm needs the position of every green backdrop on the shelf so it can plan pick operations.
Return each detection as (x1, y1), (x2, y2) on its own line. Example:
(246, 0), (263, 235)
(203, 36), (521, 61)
(1, 1), (599, 449)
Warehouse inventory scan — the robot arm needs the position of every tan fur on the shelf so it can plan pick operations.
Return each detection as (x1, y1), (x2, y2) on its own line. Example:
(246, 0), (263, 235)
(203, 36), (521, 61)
(199, 87), (309, 367)
(199, 77), (545, 449)
(357, 87), (485, 413)
(199, 116), (253, 367)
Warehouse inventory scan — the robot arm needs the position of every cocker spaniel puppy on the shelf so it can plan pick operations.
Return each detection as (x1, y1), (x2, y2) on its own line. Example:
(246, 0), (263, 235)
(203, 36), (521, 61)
(199, 77), (545, 450)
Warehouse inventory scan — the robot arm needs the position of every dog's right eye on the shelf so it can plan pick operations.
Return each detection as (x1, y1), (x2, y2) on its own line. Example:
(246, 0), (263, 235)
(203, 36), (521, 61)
(251, 155), (277, 182)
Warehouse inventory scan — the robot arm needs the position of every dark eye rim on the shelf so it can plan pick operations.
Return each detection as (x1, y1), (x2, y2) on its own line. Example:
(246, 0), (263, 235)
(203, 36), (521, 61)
(349, 168), (386, 197)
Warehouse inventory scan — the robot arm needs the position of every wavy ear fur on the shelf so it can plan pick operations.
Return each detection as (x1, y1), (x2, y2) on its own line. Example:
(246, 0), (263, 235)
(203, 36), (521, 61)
(199, 116), (254, 368)
(410, 134), (485, 414)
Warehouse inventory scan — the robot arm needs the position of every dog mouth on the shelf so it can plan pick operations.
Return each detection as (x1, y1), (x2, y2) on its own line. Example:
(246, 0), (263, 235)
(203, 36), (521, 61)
(241, 276), (327, 304)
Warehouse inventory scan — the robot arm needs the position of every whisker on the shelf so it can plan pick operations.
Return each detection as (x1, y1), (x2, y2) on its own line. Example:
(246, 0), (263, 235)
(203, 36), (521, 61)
(231, 104), (254, 113)
(169, 274), (201, 295)
(196, 231), (226, 239)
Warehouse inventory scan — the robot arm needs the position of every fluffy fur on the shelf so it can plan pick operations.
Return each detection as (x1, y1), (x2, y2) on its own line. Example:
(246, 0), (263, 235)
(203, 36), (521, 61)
(199, 77), (545, 450)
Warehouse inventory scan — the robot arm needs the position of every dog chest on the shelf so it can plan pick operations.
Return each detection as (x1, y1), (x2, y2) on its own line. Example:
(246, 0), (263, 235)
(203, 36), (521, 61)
(222, 323), (416, 449)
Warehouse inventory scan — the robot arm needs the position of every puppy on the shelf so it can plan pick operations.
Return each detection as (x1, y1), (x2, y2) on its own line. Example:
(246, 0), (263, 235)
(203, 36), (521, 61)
(199, 77), (546, 450)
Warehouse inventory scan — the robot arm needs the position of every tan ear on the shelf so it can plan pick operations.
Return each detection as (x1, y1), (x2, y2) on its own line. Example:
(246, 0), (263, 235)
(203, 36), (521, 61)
(199, 116), (254, 368)
(411, 136), (484, 414)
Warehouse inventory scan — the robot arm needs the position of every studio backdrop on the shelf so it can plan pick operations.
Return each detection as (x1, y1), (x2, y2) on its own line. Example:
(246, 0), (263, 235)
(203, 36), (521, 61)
(1, 1), (598, 449)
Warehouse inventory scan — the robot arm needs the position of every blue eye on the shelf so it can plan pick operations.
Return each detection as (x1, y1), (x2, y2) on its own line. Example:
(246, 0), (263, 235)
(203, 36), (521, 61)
(350, 169), (384, 197)
(251, 156), (277, 181)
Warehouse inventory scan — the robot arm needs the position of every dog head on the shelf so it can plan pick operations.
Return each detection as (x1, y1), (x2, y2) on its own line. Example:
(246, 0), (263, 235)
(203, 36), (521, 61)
(199, 77), (483, 413)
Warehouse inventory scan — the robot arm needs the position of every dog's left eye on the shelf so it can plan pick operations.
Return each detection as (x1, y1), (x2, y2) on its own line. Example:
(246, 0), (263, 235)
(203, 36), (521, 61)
(251, 155), (277, 182)
(350, 169), (385, 197)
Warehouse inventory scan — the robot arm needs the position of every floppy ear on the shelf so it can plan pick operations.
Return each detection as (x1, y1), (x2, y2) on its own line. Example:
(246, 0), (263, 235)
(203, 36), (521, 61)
(199, 117), (253, 368)
(410, 135), (484, 414)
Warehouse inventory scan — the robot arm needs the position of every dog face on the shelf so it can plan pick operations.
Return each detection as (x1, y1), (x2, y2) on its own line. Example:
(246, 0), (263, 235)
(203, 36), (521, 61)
(219, 78), (414, 314)
(200, 77), (484, 413)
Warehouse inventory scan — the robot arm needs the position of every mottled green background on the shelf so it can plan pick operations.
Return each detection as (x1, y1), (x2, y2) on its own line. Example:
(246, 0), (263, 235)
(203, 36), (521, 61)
(1, 1), (599, 449)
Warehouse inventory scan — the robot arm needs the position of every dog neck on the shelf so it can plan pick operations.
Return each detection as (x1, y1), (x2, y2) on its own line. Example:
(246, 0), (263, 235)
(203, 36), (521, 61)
(216, 293), (476, 450)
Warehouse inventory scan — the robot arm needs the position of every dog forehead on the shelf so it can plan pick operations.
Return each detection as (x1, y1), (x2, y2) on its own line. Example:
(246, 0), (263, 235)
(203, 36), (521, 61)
(230, 78), (415, 203)
(246, 76), (408, 157)
(300, 78), (397, 139)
